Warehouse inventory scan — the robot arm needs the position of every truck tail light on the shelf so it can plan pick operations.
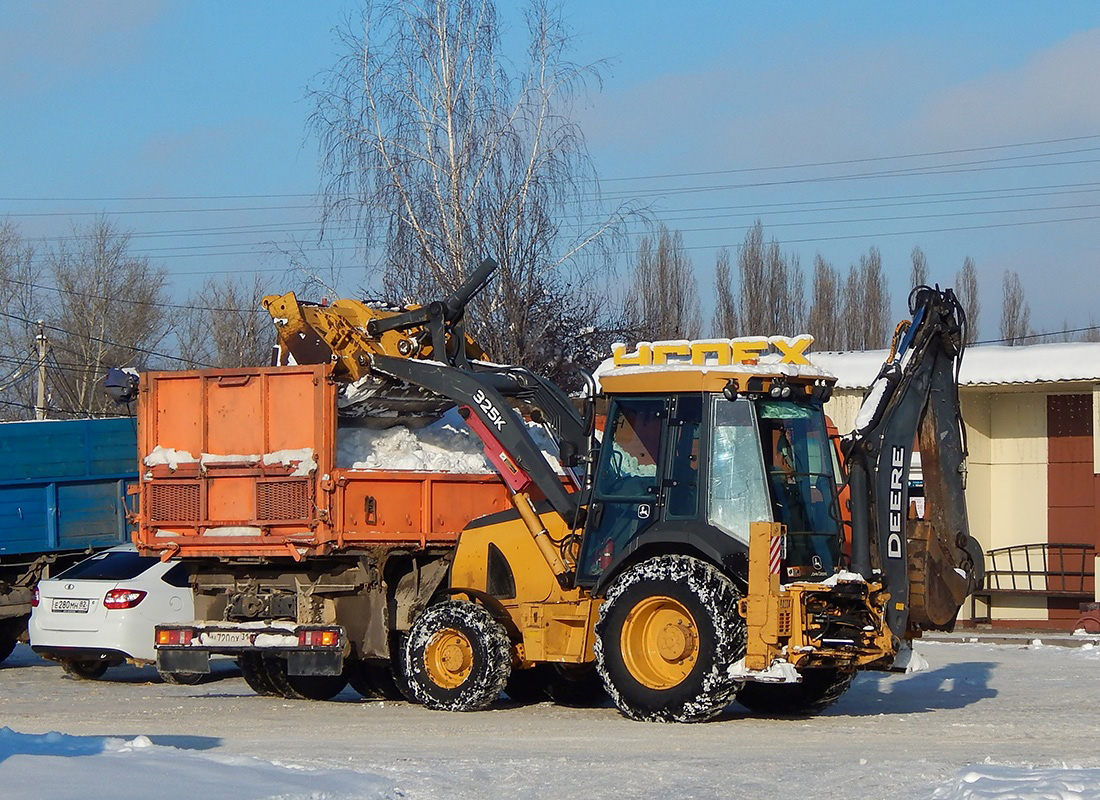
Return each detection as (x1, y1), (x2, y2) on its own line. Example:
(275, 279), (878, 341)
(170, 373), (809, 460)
(31, 587), (39, 607)
(298, 628), (340, 648)
(156, 627), (194, 646)
(104, 589), (147, 609)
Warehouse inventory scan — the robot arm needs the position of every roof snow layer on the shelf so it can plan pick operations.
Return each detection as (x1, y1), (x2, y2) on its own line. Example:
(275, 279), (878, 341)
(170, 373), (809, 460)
(812, 341), (1100, 390)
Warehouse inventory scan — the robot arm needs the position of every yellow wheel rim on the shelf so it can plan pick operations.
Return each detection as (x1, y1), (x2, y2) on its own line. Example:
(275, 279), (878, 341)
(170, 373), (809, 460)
(423, 628), (475, 689)
(620, 595), (700, 690)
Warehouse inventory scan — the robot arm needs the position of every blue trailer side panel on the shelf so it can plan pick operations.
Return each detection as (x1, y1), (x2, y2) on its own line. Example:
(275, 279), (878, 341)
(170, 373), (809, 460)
(0, 418), (137, 557)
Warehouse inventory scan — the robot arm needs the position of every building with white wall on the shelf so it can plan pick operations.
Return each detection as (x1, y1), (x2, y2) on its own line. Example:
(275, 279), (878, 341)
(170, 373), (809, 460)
(816, 342), (1100, 631)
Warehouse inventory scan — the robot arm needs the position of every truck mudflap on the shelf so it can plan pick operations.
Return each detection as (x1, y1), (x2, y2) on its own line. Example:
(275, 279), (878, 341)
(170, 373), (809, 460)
(154, 623), (346, 676)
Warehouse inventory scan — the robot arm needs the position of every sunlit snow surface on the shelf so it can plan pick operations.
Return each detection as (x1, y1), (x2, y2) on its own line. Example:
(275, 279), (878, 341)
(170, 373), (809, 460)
(6, 639), (1100, 799)
(0, 728), (396, 800)
(932, 765), (1100, 800)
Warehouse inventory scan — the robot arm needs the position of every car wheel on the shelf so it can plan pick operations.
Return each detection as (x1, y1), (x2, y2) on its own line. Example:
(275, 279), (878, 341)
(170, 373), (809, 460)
(158, 670), (205, 686)
(595, 555), (745, 723)
(61, 658), (110, 680)
(238, 652), (280, 696)
(263, 655), (348, 701)
(403, 601), (511, 712)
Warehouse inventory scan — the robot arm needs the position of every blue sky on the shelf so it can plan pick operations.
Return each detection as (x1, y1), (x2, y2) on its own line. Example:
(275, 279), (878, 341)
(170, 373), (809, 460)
(3, 1), (1100, 341)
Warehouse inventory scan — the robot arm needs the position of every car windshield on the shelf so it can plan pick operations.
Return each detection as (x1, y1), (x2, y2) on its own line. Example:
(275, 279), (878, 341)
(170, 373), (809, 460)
(56, 551), (160, 581)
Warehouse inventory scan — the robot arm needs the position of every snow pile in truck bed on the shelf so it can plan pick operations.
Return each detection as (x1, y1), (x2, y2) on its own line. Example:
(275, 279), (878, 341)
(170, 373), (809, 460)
(336, 408), (566, 474)
(337, 417), (494, 473)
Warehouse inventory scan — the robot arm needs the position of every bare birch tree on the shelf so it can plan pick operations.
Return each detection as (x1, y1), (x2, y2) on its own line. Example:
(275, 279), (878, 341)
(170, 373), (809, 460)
(956, 256), (980, 344)
(43, 220), (170, 416)
(808, 254), (843, 350)
(711, 247), (737, 337)
(177, 275), (275, 368)
(625, 226), (701, 340)
(0, 222), (45, 418)
(310, 0), (621, 375)
(1000, 270), (1031, 346)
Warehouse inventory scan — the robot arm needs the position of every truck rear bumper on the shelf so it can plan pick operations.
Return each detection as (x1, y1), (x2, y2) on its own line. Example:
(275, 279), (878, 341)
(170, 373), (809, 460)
(155, 623), (345, 676)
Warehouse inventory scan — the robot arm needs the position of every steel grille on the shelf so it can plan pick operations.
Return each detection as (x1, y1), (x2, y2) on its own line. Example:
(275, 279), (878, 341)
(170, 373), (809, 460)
(256, 480), (311, 521)
(149, 482), (200, 523)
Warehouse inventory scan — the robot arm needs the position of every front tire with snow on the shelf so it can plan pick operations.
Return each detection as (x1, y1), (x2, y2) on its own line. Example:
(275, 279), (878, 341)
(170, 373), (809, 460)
(735, 668), (855, 715)
(403, 601), (511, 712)
(595, 555), (745, 723)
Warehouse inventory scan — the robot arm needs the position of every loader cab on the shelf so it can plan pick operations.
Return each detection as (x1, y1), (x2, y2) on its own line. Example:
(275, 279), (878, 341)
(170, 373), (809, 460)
(578, 377), (843, 590)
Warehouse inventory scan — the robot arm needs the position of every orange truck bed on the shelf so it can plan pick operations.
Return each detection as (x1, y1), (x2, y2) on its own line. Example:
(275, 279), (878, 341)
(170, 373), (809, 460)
(134, 364), (512, 559)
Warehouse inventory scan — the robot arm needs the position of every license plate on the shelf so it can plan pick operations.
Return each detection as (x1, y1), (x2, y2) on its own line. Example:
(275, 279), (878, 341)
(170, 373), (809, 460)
(51, 598), (90, 613)
(202, 631), (255, 647)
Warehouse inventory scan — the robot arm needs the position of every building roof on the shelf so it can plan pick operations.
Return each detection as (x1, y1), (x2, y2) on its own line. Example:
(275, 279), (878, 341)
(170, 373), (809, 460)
(811, 341), (1100, 390)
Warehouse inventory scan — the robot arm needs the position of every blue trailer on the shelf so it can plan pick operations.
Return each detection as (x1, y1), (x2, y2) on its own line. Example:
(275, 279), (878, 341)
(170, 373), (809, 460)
(0, 417), (137, 662)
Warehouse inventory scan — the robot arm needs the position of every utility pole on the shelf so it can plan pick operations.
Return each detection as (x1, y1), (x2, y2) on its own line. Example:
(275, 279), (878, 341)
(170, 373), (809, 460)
(35, 321), (48, 420)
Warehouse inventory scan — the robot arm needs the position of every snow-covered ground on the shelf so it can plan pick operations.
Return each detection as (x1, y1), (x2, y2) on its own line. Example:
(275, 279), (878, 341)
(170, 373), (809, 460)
(3, 638), (1100, 800)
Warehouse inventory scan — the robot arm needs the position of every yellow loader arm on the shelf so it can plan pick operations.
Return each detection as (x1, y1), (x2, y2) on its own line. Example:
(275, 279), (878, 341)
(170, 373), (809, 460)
(262, 293), (486, 383)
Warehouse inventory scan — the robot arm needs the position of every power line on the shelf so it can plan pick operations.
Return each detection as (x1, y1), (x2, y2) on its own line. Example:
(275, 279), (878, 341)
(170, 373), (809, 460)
(975, 325), (1100, 346)
(0, 309), (213, 368)
(1, 275), (271, 315)
(4, 131), (1100, 199)
(602, 132), (1100, 183)
(1, 203), (317, 219)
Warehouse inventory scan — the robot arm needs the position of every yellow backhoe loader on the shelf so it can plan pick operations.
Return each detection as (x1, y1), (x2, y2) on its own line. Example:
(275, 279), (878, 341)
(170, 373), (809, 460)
(262, 258), (983, 722)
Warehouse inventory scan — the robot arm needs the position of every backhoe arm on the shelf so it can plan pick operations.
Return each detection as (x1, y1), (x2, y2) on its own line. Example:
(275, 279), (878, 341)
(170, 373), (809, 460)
(844, 287), (985, 643)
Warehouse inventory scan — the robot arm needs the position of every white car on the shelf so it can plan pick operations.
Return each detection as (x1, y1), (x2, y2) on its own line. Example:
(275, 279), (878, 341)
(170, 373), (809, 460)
(29, 546), (196, 682)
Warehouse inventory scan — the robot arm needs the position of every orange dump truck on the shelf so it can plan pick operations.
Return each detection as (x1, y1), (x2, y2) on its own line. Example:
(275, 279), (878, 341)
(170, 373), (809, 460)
(136, 363), (514, 699)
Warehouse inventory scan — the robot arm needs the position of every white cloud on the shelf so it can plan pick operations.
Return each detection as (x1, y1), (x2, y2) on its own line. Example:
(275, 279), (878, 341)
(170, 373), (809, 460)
(914, 28), (1100, 145)
(0, 0), (167, 91)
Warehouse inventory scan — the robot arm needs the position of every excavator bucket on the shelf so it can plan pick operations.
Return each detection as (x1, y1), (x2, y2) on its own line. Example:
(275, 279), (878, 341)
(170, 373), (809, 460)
(262, 259), (495, 419)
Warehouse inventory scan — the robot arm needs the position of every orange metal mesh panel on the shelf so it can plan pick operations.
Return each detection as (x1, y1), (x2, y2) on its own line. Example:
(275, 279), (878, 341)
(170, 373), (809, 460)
(256, 480), (311, 521)
(149, 483), (200, 523)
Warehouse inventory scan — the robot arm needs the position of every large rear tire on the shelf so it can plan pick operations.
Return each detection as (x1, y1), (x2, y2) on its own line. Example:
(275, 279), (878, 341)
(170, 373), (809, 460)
(348, 632), (411, 701)
(735, 668), (855, 715)
(504, 666), (549, 704)
(543, 663), (608, 707)
(61, 658), (110, 680)
(263, 656), (348, 701)
(158, 670), (205, 686)
(0, 618), (20, 663)
(348, 659), (405, 701)
(403, 601), (511, 712)
(239, 652), (279, 696)
(596, 555), (745, 723)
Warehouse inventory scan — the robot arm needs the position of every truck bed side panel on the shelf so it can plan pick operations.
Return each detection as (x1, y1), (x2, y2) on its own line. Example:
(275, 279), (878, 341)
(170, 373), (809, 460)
(0, 418), (135, 557)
